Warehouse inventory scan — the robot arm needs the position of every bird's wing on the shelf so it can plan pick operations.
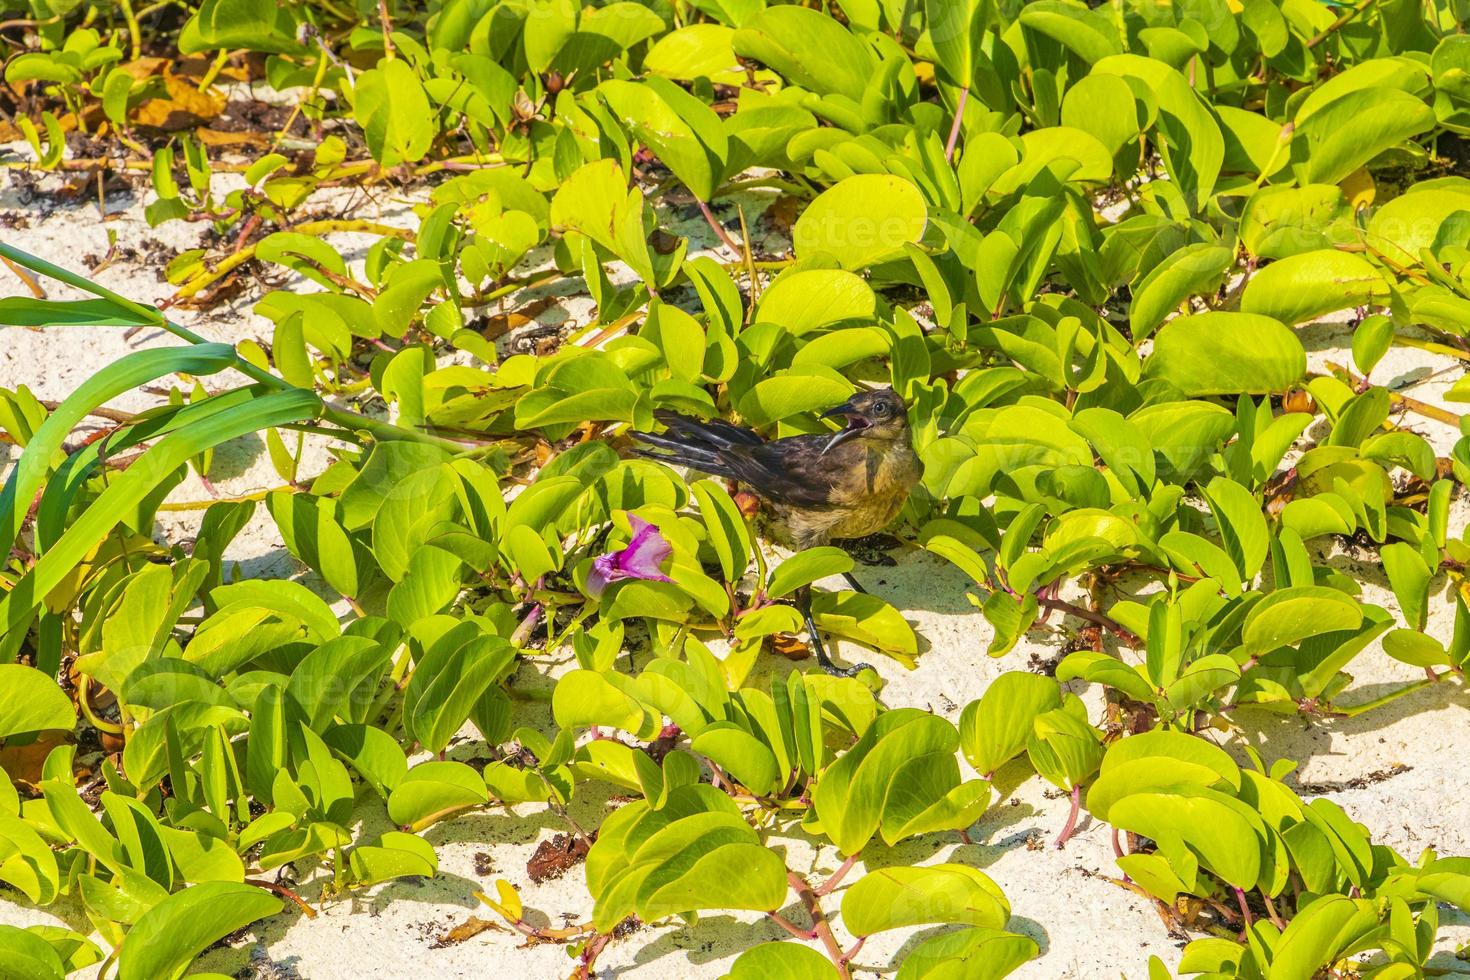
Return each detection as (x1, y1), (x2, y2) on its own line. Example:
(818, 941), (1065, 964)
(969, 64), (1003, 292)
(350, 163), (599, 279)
(630, 411), (760, 481)
(652, 410), (764, 448)
(717, 434), (842, 508)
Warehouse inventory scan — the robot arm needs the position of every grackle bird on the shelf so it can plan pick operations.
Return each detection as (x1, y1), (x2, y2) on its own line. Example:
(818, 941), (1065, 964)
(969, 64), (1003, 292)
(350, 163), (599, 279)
(630, 388), (921, 677)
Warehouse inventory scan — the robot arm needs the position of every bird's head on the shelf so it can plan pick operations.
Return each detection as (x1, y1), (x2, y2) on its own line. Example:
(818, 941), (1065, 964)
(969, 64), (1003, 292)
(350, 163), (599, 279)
(820, 388), (909, 454)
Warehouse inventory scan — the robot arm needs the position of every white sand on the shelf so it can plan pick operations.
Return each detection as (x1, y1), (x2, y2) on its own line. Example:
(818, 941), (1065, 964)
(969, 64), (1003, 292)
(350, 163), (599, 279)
(1, 161), (1468, 979)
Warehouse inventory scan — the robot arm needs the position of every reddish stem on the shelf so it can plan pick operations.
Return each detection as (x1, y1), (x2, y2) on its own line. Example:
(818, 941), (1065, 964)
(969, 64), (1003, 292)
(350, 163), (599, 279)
(1233, 886), (1254, 940)
(697, 198), (742, 253)
(1262, 891), (1285, 929)
(815, 854), (860, 897)
(1054, 784), (1081, 850)
(788, 872), (852, 980)
(1036, 595), (1142, 648)
(766, 911), (816, 940)
(572, 931), (612, 980)
(245, 878), (317, 919)
(944, 86), (970, 162)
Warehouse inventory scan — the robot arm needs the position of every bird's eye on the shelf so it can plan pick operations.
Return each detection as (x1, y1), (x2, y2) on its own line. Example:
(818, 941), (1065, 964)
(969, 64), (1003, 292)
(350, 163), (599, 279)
(873, 401), (891, 418)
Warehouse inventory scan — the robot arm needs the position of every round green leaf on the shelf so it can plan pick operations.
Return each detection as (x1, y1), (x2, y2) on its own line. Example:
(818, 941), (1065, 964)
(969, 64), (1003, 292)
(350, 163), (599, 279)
(1144, 312), (1305, 395)
(1240, 250), (1389, 325)
(793, 175), (928, 270)
(895, 926), (1040, 980)
(1241, 587), (1364, 654)
(386, 761), (489, 830)
(0, 665), (74, 740)
(116, 881), (283, 980)
(1291, 88), (1435, 186)
(841, 864), (1009, 936)
(727, 942), (839, 980)
(1129, 244), (1234, 339)
(754, 269), (876, 335)
(959, 672), (1062, 777)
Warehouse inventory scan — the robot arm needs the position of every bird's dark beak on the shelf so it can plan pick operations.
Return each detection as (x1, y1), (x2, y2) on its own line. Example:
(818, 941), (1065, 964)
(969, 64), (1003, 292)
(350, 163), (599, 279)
(820, 396), (860, 421)
(820, 396), (869, 455)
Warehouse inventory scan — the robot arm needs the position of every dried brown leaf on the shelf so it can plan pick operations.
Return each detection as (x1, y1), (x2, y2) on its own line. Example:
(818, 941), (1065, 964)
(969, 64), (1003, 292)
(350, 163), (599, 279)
(432, 916), (507, 948)
(769, 632), (811, 662)
(526, 833), (591, 884)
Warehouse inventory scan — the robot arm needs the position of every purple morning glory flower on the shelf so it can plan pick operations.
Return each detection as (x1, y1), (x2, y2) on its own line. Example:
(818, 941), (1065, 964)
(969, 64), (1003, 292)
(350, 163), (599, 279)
(586, 515), (674, 597)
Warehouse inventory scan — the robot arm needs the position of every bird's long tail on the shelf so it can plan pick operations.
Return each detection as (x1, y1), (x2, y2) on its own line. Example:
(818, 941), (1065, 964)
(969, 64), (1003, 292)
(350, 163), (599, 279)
(628, 410), (760, 479)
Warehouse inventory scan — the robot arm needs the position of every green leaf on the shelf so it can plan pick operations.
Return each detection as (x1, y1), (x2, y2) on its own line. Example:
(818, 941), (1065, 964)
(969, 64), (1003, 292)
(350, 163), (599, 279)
(1060, 73), (1147, 165)
(959, 672), (1062, 777)
(1203, 477), (1269, 585)
(1016, 126), (1116, 183)
(588, 799), (789, 930)
(767, 548), (854, 600)
(1108, 789), (1264, 890)
(1019, 2), (1122, 63)
(386, 761), (489, 831)
(0, 924), (67, 980)
(405, 630), (515, 755)
(0, 297), (160, 328)
(1241, 587), (1364, 654)
(895, 927), (1039, 980)
(323, 723), (409, 797)
(1381, 541), (1433, 630)
(645, 24), (742, 82)
(690, 724), (781, 796)
(1, 389), (320, 661)
(726, 942), (840, 980)
(352, 59), (437, 167)
(0, 815), (60, 905)
(811, 591), (919, 667)
(1292, 88), (1435, 185)
(1382, 628), (1451, 668)
(1240, 250), (1389, 325)
(553, 669), (659, 740)
(1268, 895), (1383, 980)
(1240, 184), (1354, 260)
(285, 636), (390, 732)
(793, 174), (928, 270)
(980, 590), (1040, 657)
(753, 269), (876, 336)
(812, 709), (982, 854)
(1144, 312), (1305, 395)
(1128, 244), (1233, 339)
(1351, 314), (1395, 378)
(600, 78), (727, 202)
(187, 0), (296, 52)
(348, 831), (438, 886)
(733, 6), (874, 101)
(1086, 730), (1241, 822)
(735, 373), (853, 427)
(842, 864), (1009, 936)
(925, 0), (986, 87)
(0, 665), (74, 739)
(0, 344), (236, 560)
(1026, 705), (1103, 791)
(1093, 55), (1221, 211)
(116, 881), (282, 980)
(690, 480), (752, 583)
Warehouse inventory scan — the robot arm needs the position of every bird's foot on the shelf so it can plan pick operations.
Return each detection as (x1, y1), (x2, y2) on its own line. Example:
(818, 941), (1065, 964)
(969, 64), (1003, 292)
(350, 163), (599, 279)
(843, 533), (901, 567)
(817, 654), (875, 679)
(804, 602), (872, 678)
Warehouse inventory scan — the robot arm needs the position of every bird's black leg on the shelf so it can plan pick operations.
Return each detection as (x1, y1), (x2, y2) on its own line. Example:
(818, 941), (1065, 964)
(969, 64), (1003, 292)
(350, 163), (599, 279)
(796, 584), (873, 678)
(841, 571), (867, 594)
